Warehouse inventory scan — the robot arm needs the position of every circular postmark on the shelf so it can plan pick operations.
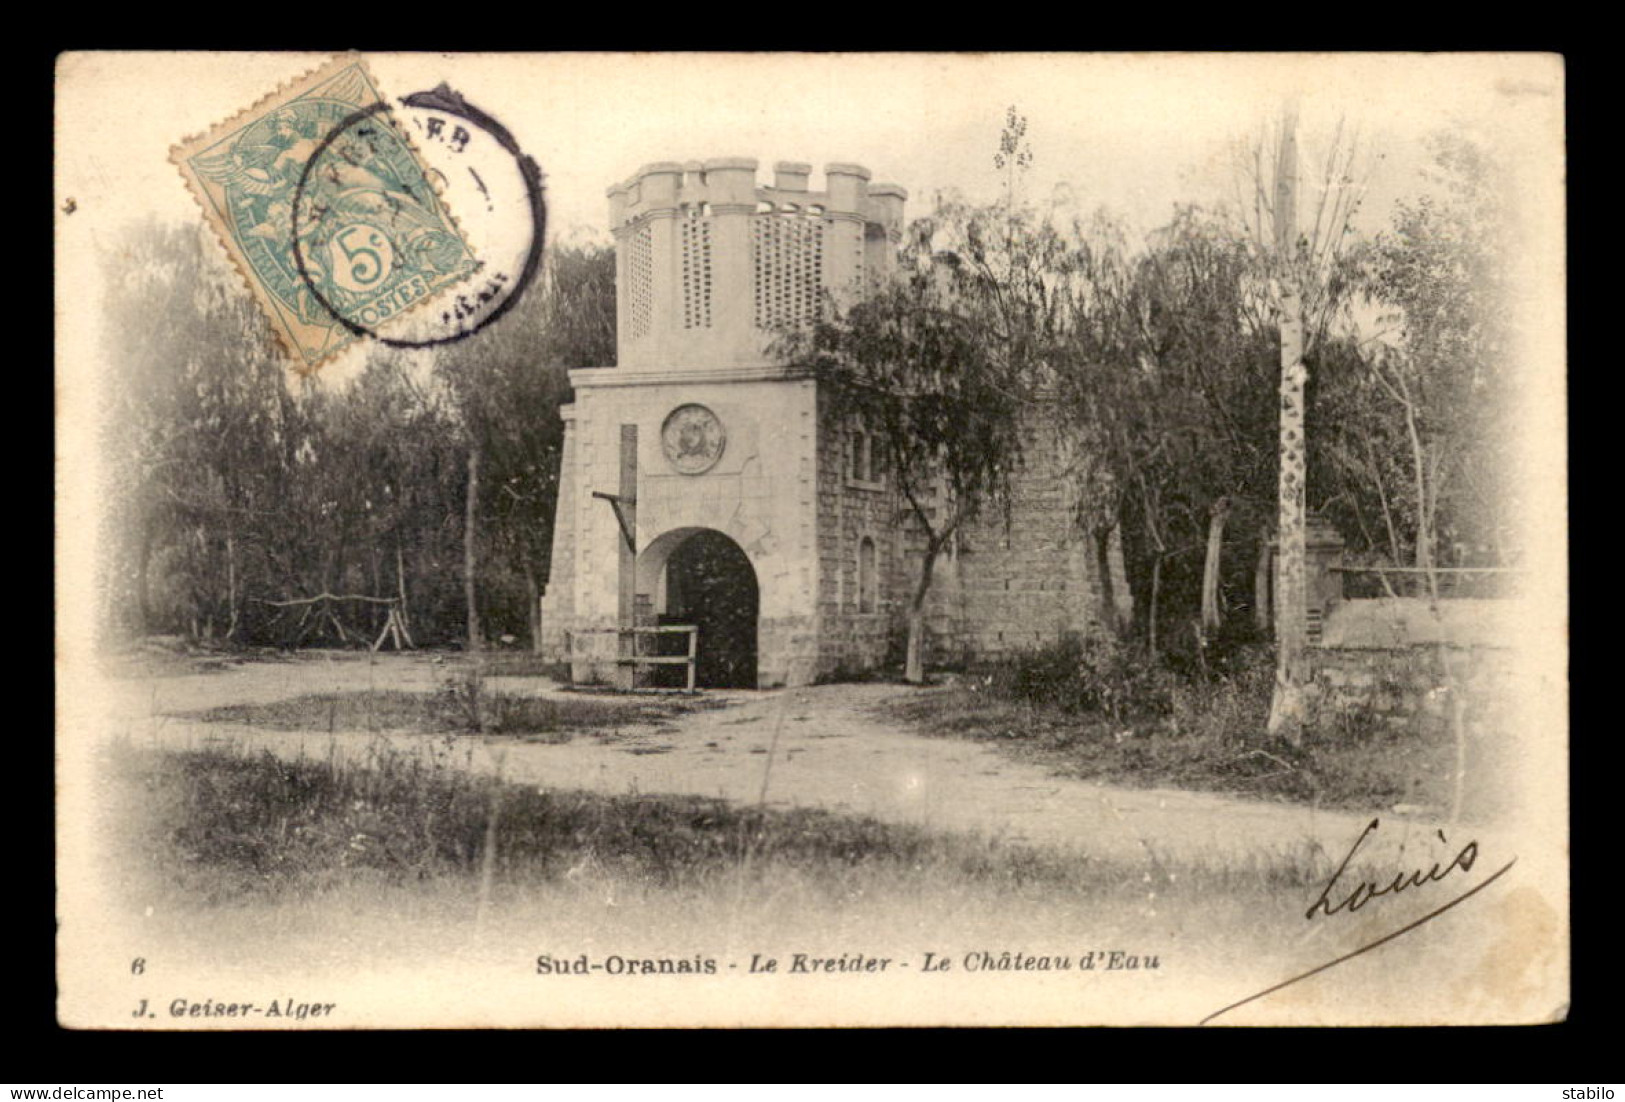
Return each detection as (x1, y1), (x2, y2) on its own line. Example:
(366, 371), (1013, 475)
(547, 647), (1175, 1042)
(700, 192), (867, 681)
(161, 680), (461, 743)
(661, 404), (727, 475)
(291, 84), (546, 350)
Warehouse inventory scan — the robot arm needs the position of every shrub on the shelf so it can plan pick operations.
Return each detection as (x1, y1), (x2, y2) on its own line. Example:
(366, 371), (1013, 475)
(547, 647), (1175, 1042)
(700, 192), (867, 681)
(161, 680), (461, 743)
(983, 634), (1172, 720)
(1165, 646), (1274, 741)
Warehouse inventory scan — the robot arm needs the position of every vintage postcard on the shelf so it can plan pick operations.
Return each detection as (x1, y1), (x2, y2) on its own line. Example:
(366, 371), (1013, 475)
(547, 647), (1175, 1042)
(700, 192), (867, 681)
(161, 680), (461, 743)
(55, 52), (1567, 1029)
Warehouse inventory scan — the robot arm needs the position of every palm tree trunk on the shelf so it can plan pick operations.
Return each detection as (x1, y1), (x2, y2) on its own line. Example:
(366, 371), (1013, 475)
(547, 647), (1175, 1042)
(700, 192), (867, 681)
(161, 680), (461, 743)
(1267, 101), (1309, 744)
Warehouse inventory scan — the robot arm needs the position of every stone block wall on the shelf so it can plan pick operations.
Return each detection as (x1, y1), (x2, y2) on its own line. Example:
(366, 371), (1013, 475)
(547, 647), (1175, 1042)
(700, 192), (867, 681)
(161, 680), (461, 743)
(812, 389), (911, 677)
(1311, 598), (1527, 739)
(935, 406), (1125, 664)
(1308, 640), (1525, 820)
(548, 367), (822, 687)
(1309, 644), (1519, 738)
(538, 405), (578, 662)
(811, 397), (1131, 677)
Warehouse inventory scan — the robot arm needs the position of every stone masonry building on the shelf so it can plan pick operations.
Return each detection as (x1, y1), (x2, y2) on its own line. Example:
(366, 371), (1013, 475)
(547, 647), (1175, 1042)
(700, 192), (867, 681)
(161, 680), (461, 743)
(540, 158), (1131, 688)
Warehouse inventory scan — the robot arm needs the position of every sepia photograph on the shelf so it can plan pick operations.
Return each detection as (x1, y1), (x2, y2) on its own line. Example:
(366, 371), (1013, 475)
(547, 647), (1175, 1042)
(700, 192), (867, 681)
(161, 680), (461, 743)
(54, 51), (1568, 1029)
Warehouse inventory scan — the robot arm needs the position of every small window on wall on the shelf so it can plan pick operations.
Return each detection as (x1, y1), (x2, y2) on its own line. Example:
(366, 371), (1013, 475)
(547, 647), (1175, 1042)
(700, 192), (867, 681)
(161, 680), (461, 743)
(858, 537), (878, 614)
(849, 429), (884, 487)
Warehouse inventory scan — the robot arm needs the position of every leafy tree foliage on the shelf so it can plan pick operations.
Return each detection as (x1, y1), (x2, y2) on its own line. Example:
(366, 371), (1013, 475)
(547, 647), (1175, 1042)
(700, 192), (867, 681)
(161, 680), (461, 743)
(1059, 206), (1290, 664)
(778, 203), (1045, 682)
(101, 220), (301, 641)
(435, 243), (617, 649)
(1330, 135), (1517, 578)
(100, 221), (615, 651)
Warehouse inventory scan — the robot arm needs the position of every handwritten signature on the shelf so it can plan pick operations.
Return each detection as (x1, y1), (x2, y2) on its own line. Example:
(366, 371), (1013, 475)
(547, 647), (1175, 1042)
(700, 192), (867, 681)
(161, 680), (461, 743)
(1305, 817), (1479, 920)
(1200, 817), (1515, 1025)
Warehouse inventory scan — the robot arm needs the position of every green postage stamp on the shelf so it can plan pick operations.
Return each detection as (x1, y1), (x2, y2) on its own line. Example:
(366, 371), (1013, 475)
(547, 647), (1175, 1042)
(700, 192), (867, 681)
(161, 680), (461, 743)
(172, 55), (478, 370)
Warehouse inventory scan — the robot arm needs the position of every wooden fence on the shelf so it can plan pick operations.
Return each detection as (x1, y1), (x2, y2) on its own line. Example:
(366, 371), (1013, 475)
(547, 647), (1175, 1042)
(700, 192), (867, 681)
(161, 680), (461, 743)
(566, 625), (700, 692)
(1331, 566), (1526, 601)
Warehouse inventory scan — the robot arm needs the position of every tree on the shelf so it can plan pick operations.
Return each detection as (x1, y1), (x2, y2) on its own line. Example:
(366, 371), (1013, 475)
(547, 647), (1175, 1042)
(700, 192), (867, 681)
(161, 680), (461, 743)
(1059, 205), (1282, 663)
(776, 107), (1074, 683)
(100, 218), (616, 653)
(1266, 103), (1311, 737)
(779, 215), (1037, 682)
(1323, 134), (1513, 821)
(1233, 108), (1367, 737)
(1352, 134), (1515, 582)
(433, 243), (616, 651)
(1048, 210), (1137, 640)
(1049, 110), (1367, 684)
(302, 351), (464, 646)
(994, 104), (1034, 210)
(100, 219), (294, 643)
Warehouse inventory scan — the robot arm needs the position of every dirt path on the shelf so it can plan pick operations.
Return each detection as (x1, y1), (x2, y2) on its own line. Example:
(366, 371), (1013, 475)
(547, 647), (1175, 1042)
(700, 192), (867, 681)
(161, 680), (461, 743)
(98, 652), (1413, 866)
(495, 683), (1389, 864)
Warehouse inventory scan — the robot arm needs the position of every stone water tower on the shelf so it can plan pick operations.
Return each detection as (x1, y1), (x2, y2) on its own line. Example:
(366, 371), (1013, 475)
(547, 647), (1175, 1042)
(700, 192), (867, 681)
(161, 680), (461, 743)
(541, 159), (908, 688)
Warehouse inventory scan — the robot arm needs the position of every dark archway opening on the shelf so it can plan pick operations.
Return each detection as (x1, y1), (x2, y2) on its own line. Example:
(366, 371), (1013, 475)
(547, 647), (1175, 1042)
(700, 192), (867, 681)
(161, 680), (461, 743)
(659, 529), (759, 689)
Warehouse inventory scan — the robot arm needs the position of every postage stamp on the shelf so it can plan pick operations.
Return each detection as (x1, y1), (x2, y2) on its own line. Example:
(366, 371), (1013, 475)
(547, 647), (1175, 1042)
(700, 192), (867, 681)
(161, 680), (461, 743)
(171, 55), (479, 370)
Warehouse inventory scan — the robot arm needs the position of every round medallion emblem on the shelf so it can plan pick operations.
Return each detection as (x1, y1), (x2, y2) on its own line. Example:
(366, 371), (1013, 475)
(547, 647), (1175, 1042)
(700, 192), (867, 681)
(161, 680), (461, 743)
(661, 404), (726, 475)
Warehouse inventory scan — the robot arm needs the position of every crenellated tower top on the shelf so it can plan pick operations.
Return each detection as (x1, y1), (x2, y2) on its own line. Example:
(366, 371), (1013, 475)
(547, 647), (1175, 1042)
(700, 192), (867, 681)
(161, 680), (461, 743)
(606, 158), (907, 370)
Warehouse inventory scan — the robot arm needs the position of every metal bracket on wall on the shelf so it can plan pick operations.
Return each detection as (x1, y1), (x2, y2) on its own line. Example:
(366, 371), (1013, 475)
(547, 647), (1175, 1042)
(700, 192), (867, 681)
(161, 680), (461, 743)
(592, 490), (637, 553)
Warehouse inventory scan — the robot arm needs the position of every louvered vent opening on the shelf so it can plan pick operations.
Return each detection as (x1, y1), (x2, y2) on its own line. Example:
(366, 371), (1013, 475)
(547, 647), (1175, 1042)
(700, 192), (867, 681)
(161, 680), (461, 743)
(626, 223), (654, 341)
(753, 210), (826, 330)
(681, 213), (713, 330)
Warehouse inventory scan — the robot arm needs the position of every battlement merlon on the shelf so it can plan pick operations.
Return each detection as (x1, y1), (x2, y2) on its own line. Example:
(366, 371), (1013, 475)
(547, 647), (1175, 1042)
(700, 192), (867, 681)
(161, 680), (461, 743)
(606, 159), (907, 235)
(864, 183), (908, 241)
(606, 157), (908, 370)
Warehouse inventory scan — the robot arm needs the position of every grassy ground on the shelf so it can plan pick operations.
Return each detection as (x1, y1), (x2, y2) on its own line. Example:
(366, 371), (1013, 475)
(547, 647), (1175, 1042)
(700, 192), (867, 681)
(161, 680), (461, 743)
(103, 640), (567, 682)
(473, 651), (573, 679)
(107, 739), (1350, 918)
(88, 737), (1517, 1027)
(183, 686), (715, 740)
(99, 636), (281, 678)
(885, 667), (1452, 814)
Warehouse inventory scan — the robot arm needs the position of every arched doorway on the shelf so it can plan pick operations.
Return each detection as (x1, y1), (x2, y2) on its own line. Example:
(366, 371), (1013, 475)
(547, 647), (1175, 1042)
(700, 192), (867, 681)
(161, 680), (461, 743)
(639, 528), (759, 689)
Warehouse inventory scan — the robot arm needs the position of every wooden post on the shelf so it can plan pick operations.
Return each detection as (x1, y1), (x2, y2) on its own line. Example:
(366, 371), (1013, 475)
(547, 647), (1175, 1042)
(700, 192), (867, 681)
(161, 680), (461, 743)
(633, 593), (654, 689)
(616, 425), (638, 690)
(687, 626), (698, 693)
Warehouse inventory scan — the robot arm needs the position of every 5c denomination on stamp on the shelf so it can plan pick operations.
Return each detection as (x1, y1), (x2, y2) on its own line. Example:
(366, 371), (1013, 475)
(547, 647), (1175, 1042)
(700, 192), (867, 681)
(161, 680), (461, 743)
(171, 54), (478, 371)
